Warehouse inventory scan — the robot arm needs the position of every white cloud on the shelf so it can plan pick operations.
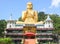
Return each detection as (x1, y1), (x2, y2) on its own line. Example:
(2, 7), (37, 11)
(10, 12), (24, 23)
(49, 0), (60, 8)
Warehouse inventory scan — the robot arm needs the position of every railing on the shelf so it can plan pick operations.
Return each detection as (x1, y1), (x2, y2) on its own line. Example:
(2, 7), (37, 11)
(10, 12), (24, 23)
(5, 33), (23, 35)
(12, 38), (22, 40)
(36, 33), (53, 35)
(37, 28), (54, 30)
(6, 28), (23, 30)
(37, 38), (53, 40)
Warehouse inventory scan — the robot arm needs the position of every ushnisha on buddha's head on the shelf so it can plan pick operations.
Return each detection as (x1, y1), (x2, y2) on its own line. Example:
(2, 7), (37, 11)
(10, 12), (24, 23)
(27, 2), (33, 9)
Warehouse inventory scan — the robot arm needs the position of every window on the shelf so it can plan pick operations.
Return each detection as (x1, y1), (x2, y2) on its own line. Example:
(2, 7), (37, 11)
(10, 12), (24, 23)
(49, 25), (50, 27)
(9, 25), (11, 28)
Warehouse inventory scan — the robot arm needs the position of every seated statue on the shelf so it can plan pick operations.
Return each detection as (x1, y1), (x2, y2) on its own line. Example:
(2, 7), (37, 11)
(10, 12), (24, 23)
(22, 2), (38, 23)
(16, 2), (38, 24)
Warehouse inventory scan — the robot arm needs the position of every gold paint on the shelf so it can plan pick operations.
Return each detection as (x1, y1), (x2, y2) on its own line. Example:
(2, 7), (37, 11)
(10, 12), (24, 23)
(16, 2), (44, 24)
(23, 26), (36, 33)
(16, 2), (38, 24)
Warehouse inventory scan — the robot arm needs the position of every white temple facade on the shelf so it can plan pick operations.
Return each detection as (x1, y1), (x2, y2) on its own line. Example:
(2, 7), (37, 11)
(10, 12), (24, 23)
(7, 15), (53, 29)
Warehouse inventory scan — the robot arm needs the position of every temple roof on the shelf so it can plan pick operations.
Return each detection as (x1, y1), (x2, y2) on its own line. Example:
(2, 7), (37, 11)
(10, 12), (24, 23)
(45, 15), (53, 22)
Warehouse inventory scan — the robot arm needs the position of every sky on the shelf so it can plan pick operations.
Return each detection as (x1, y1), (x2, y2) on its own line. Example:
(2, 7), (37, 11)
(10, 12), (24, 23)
(0, 0), (60, 20)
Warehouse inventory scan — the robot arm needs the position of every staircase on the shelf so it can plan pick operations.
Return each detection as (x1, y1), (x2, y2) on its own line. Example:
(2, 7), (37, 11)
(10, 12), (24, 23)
(24, 39), (36, 44)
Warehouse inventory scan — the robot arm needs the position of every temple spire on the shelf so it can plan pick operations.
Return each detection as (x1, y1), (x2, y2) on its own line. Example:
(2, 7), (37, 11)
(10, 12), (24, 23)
(10, 13), (12, 20)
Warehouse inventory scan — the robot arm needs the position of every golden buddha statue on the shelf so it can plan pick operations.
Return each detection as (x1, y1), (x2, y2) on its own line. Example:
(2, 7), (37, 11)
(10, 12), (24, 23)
(22, 2), (38, 23)
(16, 2), (44, 24)
(16, 2), (38, 24)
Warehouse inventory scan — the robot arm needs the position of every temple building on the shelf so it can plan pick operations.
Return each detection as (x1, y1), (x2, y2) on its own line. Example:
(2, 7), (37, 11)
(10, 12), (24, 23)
(5, 2), (54, 44)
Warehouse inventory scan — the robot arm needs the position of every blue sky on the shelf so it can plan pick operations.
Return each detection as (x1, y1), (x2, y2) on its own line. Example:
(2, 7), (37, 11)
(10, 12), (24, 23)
(0, 0), (60, 20)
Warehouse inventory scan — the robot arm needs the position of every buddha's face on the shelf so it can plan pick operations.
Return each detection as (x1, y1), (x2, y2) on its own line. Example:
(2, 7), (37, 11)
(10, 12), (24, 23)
(27, 2), (33, 9)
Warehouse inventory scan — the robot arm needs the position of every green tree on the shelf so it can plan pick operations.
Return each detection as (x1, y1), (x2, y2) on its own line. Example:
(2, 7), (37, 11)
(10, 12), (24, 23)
(0, 20), (7, 37)
(38, 12), (47, 21)
(50, 14), (60, 34)
(18, 17), (22, 21)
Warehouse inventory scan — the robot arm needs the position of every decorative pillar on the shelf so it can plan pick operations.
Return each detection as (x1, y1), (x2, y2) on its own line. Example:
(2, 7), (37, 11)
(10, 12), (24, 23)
(21, 39), (24, 44)
(4, 30), (7, 38)
(36, 39), (38, 44)
(49, 41), (50, 44)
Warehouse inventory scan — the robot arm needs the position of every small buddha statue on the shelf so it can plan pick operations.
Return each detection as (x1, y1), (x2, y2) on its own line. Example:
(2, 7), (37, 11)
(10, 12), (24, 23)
(16, 2), (38, 24)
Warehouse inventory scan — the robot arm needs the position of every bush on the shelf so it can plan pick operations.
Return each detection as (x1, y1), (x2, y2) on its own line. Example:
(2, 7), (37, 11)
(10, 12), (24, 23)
(0, 38), (13, 44)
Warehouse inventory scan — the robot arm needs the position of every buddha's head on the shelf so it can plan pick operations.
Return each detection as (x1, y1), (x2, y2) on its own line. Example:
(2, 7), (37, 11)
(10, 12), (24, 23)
(27, 2), (33, 9)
